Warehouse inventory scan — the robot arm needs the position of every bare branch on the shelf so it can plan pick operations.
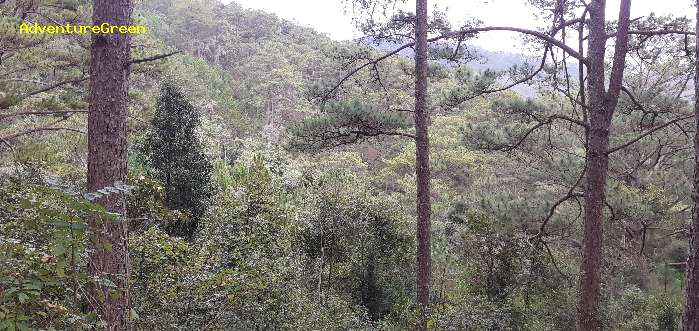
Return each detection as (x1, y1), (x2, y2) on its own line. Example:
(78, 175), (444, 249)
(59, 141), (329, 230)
(487, 114), (587, 152)
(533, 157), (588, 240)
(534, 192), (585, 238)
(541, 239), (573, 285)
(448, 26), (586, 63)
(0, 110), (88, 122)
(23, 77), (89, 98)
(620, 86), (645, 112)
(323, 25), (588, 101)
(607, 115), (693, 154)
(2, 126), (85, 141)
(618, 29), (696, 37)
(1, 115), (85, 142)
(130, 51), (182, 65)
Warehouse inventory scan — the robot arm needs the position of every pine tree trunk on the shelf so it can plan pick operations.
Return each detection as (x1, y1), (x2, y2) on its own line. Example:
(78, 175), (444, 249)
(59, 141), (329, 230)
(682, 2), (699, 329)
(414, 0), (432, 329)
(576, 4), (608, 326)
(576, 1), (631, 330)
(87, 0), (133, 329)
(577, 115), (611, 331)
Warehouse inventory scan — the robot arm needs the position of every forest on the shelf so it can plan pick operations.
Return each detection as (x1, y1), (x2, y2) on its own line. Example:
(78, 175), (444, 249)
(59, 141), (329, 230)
(0, 0), (698, 330)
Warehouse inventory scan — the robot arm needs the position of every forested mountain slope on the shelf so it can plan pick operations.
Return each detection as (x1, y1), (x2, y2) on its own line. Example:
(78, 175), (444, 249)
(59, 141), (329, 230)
(0, 0), (696, 330)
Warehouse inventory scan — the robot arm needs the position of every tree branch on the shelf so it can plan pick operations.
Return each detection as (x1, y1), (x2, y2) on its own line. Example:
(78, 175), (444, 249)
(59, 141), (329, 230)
(448, 26), (586, 63)
(2, 126), (85, 141)
(1, 116), (85, 141)
(130, 51), (181, 65)
(620, 86), (645, 112)
(614, 29), (696, 38)
(488, 114), (588, 152)
(323, 25), (588, 101)
(605, 0), (632, 108)
(23, 77), (89, 98)
(607, 115), (693, 154)
(0, 110), (88, 122)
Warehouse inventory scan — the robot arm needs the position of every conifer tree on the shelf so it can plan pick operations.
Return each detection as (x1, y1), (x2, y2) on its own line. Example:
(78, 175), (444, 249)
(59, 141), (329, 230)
(87, 0), (133, 328)
(143, 82), (213, 239)
(682, 2), (699, 329)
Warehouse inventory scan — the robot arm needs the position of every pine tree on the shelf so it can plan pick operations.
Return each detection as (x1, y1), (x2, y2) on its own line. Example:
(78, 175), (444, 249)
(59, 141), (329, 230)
(143, 82), (213, 239)
(414, 1), (431, 329)
(682, 2), (699, 329)
(87, 0), (133, 328)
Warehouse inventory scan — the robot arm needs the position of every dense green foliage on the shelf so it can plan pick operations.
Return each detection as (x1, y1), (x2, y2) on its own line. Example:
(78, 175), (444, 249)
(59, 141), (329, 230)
(0, 0), (696, 330)
(140, 82), (213, 239)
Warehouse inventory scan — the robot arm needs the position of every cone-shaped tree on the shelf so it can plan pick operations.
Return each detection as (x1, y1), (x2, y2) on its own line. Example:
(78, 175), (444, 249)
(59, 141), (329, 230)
(143, 82), (213, 239)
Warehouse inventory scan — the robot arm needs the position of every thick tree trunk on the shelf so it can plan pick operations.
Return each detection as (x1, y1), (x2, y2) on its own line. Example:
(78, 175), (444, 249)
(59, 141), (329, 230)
(682, 2), (699, 329)
(414, 0), (432, 330)
(87, 0), (133, 329)
(577, 116), (611, 331)
(576, 1), (631, 330)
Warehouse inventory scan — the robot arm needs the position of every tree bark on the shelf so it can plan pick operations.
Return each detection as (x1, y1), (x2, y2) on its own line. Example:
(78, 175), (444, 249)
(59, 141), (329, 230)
(576, 3), (609, 329)
(576, 1), (631, 330)
(87, 0), (133, 329)
(682, 2), (699, 329)
(414, 0), (432, 329)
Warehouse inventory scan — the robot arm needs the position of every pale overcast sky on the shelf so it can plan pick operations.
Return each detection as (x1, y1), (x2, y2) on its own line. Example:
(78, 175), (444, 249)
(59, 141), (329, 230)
(224, 0), (694, 52)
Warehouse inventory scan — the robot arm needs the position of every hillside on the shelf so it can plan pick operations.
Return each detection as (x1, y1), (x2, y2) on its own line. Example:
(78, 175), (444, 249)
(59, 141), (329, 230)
(0, 0), (696, 330)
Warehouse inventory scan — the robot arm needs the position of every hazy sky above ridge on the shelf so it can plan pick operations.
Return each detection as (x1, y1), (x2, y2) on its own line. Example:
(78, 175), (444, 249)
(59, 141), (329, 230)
(223, 0), (693, 53)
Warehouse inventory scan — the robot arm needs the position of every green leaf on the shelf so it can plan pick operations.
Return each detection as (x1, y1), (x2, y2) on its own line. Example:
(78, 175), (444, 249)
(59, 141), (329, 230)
(17, 292), (29, 303)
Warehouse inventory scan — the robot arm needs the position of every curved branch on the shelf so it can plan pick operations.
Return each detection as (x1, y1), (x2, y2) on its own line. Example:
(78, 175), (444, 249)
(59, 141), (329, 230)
(323, 25), (587, 100)
(481, 46), (551, 95)
(441, 47), (551, 109)
(1, 115), (84, 142)
(322, 42), (416, 100)
(448, 26), (586, 63)
(490, 114), (588, 152)
(541, 239), (573, 286)
(620, 86), (645, 112)
(533, 157), (588, 240)
(533, 192), (585, 239)
(607, 114), (692, 154)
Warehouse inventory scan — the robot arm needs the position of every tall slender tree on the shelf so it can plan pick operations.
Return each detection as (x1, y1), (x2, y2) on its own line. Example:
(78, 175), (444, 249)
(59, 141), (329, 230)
(291, 1), (435, 327)
(414, 0), (431, 330)
(86, 0), (133, 329)
(576, 1), (631, 329)
(683, 2), (699, 329)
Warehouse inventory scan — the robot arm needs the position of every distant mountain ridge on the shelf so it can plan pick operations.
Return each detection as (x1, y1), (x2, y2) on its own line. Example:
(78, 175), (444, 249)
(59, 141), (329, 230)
(360, 37), (542, 69)
(360, 37), (581, 97)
